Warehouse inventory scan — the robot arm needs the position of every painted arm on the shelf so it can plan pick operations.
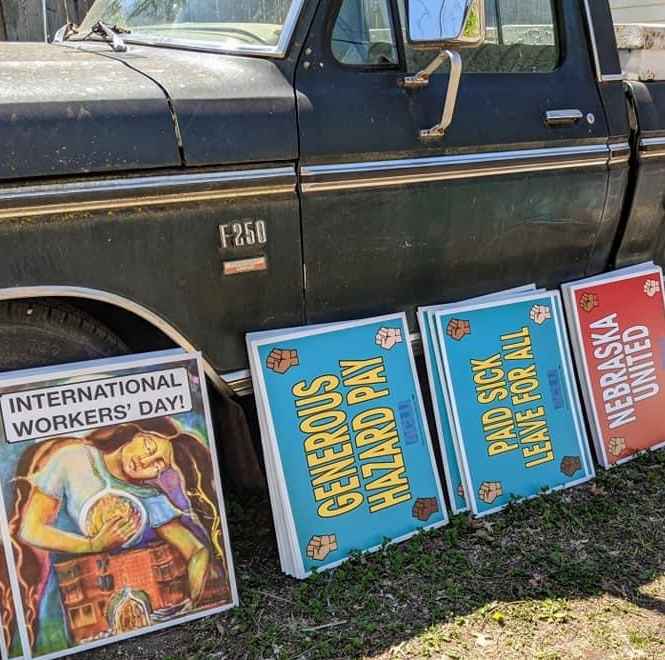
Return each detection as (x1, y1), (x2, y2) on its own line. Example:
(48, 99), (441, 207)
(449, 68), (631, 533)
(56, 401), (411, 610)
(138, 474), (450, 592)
(19, 489), (136, 553)
(156, 519), (210, 602)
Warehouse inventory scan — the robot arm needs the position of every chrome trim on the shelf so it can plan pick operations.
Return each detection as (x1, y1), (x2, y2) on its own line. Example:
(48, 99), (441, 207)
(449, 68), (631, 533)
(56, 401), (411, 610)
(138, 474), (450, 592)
(300, 145), (610, 193)
(224, 369), (253, 397)
(609, 141), (631, 166)
(0, 286), (233, 398)
(0, 167), (296, 220)
(74, 0), (306, 59)
(545, 109), (583, 127)
(601, 73), (625, 83)
(582, 0), (603, 82)
(639, 137), (665, 159)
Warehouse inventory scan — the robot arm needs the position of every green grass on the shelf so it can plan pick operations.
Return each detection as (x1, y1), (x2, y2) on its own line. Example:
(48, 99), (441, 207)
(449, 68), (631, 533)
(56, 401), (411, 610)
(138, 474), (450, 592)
(85, 450), (665, 659)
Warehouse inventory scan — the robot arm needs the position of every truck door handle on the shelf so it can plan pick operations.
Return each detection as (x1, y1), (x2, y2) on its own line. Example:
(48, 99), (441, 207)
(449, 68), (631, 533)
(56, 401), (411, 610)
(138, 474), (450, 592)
(545, 109), (584, 127)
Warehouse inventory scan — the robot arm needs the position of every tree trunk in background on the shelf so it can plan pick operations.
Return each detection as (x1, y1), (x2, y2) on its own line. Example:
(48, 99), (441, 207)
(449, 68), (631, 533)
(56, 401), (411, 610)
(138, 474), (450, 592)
(0, 0), (95, 41)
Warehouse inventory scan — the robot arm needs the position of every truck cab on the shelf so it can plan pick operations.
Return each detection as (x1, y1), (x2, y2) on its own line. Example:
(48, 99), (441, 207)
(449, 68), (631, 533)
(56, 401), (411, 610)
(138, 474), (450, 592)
(0, 0), (662, 414)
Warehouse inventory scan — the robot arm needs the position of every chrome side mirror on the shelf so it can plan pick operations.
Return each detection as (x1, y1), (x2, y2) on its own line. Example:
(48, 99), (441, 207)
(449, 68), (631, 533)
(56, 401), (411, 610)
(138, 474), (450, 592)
(403, 0), (485, 140)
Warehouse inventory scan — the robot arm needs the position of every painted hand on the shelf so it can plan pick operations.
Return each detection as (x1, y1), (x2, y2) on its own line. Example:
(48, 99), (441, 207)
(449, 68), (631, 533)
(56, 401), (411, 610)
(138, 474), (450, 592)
(579, 292), (599, 312)
(644, 279), (661, 298)
(306, 534), (338, 561)
(447, 319), (471, 341)
(529, 304), (551, 325)
(266, 348), (299, 374)
(478, 481), (503, 505)
(375, 327), (403, 350)
(608, 436), (626, 457)
(89, 515), (139, 552)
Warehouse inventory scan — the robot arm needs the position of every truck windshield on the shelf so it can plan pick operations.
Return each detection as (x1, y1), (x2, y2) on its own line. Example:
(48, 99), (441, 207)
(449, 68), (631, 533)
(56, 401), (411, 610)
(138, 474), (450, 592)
(77, 0), (303, 56)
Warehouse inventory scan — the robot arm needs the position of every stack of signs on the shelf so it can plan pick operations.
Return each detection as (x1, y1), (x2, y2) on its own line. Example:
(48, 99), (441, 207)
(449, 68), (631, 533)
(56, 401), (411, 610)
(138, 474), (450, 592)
(418, 285), (538, 514)
(433, 291), (594, 517)
(0, 350), (237, 660)
(562, 262), (665, 467)
(247, 314), (447, 578)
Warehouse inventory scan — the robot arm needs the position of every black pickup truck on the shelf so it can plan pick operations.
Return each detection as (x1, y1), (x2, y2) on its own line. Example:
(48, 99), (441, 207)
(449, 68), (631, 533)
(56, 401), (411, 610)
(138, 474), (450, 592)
(0, 0), (663, 432)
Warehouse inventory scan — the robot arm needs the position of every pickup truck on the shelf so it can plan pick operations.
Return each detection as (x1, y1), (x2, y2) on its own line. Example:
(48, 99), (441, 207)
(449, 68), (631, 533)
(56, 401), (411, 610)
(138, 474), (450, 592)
(0, 0), (663, 477)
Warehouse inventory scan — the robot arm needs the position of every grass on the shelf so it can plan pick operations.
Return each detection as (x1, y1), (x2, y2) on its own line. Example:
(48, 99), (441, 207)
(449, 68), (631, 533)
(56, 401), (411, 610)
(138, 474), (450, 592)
(86, 449), (665, 660)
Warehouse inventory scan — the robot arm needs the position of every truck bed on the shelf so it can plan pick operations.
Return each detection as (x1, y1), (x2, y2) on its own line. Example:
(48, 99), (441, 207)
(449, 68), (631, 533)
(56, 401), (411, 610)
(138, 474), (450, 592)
(616, 23), (665, 81)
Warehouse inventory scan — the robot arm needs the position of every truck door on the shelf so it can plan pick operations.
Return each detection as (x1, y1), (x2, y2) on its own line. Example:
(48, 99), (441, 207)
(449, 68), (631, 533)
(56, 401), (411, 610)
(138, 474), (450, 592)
(295, 0), (615, 323)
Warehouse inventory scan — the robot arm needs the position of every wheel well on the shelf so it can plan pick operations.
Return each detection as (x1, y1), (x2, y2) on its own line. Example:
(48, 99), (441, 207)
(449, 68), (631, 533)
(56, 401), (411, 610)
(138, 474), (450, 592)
(0, 288), (233, 397)
(63, 298), (177, 355)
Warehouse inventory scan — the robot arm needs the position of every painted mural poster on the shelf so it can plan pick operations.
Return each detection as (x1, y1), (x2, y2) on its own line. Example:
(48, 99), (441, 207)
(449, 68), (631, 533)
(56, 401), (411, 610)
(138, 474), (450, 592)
(0, 351), (237, 660)
(248, 314), (447, 578)
(562, 264), (665, 467)
(436, 292), (594, 517)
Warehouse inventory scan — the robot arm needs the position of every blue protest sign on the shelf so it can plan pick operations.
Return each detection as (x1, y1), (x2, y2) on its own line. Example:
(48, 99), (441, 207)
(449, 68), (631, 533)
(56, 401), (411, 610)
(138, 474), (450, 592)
(418, 308), (468, 514)
(436, 292), (594, 517)
(248, 314), (447, 577)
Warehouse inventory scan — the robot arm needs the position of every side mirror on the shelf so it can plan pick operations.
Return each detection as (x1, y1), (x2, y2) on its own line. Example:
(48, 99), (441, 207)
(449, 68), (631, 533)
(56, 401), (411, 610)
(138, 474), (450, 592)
(406, 0), (485, 49)
(403, 0), (486, 140)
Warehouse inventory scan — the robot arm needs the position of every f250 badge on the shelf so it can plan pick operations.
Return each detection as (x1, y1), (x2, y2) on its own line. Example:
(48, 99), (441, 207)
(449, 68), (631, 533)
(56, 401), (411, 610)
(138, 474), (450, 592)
(219, 220), (267, 249)
(219, 220), (269, 276)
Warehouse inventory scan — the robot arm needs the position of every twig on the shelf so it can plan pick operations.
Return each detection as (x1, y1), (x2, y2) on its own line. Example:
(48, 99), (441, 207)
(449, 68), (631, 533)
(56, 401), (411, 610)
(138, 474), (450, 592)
(251, 589), (294, 604)
(301, 620), (347, 632)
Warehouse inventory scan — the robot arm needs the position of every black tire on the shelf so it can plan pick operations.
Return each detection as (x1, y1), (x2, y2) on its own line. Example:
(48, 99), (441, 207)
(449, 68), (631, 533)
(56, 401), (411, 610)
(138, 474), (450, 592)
(0, 300), (266, 493)
(0, 300), (127, 371)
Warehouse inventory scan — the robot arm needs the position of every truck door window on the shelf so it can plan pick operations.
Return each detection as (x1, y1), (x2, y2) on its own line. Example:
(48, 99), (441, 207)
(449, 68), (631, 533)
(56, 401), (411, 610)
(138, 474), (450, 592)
(332, 0), (399, 66)
(398, 0), (560, 74)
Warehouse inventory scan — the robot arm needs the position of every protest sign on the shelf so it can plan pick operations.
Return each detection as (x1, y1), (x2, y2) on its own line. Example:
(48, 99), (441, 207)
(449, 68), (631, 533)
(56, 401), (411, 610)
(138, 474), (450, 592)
(247, 314), (447, 578)
(436, 292), (594, 517)
(0, 351), (237, 660)
(562, 263), (665, 467)
(418, 285), (538, 514)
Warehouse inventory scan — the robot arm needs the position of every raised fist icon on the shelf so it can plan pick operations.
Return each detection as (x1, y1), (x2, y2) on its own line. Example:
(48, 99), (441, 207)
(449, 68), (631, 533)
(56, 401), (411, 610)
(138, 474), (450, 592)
(560, 455), (582, 477)
(608, 436), (626, 457)
(447, 319), (471, 341)
(375, 327), (403, 350)
(306, 534), (338, 561)
(530, 304), (551, 325)
(412, 497), (439, 521)
(478, 481), (503, 505)
(579, 292), (599, 313)
(266, 348), (299, 374)
(644, 279), (661, 298)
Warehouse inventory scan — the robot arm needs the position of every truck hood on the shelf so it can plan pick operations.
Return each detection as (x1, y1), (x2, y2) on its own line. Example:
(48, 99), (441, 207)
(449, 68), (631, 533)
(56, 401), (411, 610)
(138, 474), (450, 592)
(0, 42), (180, 181)
(70, 41), (298, 168)
(0, 41), (298, 182)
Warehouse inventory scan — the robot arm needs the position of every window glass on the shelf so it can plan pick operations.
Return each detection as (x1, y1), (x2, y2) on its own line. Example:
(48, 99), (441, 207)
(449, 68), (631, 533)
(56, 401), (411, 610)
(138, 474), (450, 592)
(332, 0), (399, 66)
(400, 0), (560, 74)
(79, 0), (299, 52)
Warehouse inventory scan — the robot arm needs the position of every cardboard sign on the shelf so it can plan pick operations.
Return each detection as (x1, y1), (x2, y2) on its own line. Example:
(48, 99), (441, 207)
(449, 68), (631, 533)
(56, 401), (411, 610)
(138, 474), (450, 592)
(418, 285), (538, 514)
(247, 314), (447, 578)
(0, 351), (237, 660)
(436, 292), (594, 517)
(562, 263), (665, 467)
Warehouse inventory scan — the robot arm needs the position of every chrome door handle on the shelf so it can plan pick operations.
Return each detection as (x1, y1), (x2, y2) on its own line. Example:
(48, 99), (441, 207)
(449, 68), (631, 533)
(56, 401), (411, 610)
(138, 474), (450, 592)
(545, 109), (584, 127)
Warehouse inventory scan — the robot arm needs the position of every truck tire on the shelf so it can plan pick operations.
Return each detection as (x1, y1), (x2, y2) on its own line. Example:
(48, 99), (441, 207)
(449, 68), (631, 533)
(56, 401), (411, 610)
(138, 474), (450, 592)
(0, 300), (127, 371)
(0, 300), (266, 493)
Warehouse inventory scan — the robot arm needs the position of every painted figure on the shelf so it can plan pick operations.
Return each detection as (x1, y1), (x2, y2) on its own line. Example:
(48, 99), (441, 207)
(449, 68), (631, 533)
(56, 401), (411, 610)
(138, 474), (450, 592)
(2, 417), (229, 651)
